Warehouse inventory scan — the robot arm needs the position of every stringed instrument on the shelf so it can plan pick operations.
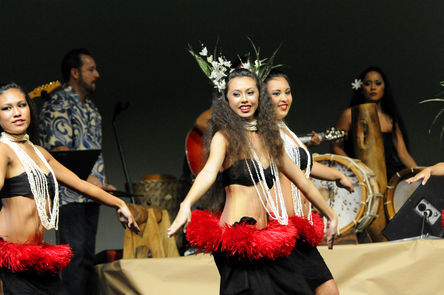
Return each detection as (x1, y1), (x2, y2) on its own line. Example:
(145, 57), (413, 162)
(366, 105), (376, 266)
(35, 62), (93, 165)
(185, 126), (346, 177)
(28, 80), (61, 99)
(297, 127), (346, 145)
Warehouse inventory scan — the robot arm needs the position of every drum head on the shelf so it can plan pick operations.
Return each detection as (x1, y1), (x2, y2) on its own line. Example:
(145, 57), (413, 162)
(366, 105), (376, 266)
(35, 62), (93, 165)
(385, 167), (425, 220)
(312, 154), (379, 236)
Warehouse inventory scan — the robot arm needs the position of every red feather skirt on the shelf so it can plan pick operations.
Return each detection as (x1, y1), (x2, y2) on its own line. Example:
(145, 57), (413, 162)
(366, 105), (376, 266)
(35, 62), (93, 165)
(186, 210), (324, 261)
(0, 240), (72, 274)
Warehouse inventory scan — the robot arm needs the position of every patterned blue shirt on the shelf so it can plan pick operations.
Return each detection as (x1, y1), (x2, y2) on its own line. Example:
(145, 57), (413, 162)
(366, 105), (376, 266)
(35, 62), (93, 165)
(39, 85), (105, 205)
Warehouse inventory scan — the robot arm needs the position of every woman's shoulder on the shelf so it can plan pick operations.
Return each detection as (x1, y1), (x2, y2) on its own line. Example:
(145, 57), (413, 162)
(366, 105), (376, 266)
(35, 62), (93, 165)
(213, 130), (229, 142)
(0, 143), (14, 165)
(341, 107), (352, 117)
(336, 107), (352, 125)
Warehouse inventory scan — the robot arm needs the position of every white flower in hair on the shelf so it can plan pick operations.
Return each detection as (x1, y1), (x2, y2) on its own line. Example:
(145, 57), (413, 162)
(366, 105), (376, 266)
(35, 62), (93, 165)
(351, 79), (363, 90)
(240, 61), (252, 71)
(188, 39), (281, 91)
(199, 47), (208, 56)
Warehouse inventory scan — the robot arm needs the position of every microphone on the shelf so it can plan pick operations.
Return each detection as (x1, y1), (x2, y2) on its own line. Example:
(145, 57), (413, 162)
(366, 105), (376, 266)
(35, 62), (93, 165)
(112, 101), (130, 122)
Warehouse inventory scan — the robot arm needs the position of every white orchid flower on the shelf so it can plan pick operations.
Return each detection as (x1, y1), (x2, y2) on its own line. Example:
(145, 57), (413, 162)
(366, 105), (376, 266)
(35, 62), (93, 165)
(199, 47), (208, 56)
(351, 79), (363, 90)
(207, 55), (213, 63)
(241, 61), (252, 71)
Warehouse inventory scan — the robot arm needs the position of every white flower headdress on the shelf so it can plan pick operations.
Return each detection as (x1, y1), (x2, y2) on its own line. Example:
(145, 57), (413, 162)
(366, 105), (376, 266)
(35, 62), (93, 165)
(188, 41), (232, 91)
(188, 38), (282, 91)
(351, 78), (363, 90)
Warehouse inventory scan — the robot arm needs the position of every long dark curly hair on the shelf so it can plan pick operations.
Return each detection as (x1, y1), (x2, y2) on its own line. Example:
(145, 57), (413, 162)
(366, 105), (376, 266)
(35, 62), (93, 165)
(350, 66), (410, 149)
(204, 68), (283, 164)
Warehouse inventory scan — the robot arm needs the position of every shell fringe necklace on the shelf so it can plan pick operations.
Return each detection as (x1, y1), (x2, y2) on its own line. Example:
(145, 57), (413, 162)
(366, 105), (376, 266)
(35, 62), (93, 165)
(243, 122), (288, 225)
(0, 132), (59, 230)
(278, 121), (313, 224)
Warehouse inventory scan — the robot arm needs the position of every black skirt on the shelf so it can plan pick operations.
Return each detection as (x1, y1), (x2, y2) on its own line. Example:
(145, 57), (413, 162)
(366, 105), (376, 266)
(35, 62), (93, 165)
(213, 239), (333, 295)
(0, 268), (66, 295)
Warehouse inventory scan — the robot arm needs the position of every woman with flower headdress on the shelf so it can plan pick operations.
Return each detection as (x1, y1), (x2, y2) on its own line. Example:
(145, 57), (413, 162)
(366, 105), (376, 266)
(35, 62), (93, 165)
(264, 69), (355, 294)
(332, 66), (417, 180)
(168, 44), (338, 294)
(0, 82), (140, 294)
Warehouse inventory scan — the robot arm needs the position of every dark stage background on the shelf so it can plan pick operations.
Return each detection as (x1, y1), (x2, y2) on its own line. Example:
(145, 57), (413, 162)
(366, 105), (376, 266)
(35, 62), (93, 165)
(1, 0), (443, 252)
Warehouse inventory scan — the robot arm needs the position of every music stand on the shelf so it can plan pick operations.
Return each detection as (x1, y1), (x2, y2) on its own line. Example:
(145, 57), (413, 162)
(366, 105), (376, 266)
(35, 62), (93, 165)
(50, 149), (101, 180)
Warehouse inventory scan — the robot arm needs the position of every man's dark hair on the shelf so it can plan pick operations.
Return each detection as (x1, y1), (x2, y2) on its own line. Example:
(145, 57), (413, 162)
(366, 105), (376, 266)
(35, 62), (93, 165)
(61, 48), (92, 82)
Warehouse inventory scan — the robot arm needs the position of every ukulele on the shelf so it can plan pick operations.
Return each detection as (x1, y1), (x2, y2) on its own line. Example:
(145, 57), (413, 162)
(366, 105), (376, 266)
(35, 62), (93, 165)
(297, 127), (346, 145)
(28, 80), (61, 99)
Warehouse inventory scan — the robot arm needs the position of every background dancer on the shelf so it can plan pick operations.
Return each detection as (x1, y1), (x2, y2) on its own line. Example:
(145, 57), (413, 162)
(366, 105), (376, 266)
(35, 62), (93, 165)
(265, 69), (354, 294)
(332, 66), (417, 181)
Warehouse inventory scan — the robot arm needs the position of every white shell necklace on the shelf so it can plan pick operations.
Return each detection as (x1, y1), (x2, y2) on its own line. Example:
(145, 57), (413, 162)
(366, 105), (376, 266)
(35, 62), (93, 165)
(278, 122), (313, 223)
(0, 132), (59, 230)
(244, 138), (288, 225)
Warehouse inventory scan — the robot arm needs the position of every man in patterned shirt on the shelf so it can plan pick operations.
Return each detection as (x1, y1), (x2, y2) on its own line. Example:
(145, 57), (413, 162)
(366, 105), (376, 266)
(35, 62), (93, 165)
(39, 48), (115, 295)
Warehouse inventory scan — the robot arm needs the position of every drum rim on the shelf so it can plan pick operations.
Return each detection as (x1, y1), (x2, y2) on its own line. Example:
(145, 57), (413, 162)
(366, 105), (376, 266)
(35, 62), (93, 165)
(313, 153), (378, 236)
(385, 167), (425, 220)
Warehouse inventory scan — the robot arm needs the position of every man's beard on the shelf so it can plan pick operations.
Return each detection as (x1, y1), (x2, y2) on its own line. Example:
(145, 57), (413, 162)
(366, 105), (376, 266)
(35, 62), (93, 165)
(79, 76), (96, 95)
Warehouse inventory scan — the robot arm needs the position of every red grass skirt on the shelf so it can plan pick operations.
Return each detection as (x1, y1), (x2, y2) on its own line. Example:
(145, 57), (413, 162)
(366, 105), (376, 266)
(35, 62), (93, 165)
(0, 240), (72, 274)
(186, 210), (324, 261)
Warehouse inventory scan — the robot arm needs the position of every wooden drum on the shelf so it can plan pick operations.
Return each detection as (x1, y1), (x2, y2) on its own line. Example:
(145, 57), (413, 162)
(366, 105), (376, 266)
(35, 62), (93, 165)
(132, 174), (185, 249)
(311, 154), (382, 236)
(132, 174), (183, 220)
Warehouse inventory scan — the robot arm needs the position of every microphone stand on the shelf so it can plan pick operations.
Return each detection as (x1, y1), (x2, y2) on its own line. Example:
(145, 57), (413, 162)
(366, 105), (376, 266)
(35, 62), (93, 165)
(112, 101), (135, 204)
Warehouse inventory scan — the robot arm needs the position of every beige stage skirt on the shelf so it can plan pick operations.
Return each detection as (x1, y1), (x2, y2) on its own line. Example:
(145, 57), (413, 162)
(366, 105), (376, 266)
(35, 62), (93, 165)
(96, 238), (444, 295)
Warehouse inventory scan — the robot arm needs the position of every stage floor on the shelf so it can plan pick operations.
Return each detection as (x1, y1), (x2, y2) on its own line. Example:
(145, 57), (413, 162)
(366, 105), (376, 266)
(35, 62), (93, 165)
(96, 238), (444, 294)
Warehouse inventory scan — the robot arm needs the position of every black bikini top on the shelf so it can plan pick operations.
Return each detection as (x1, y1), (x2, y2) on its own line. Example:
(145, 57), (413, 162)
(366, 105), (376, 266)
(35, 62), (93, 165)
(294, 147), (313, 171)
(0, 172), (55, 198)
(221, 159), (274, 189)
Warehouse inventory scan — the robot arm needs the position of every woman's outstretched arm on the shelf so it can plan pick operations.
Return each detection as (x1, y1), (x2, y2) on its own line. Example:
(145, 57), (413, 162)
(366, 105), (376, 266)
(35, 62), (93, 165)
(311, 162), (354, 193)
(39, 146), (140, 233)
(168, 131), (227, 237)
(406, 163), (444, 185)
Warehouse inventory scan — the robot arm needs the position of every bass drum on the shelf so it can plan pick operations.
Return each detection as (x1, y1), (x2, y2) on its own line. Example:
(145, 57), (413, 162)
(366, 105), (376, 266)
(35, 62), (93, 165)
(385, 167), (425, 220)
(311, 154), (382, 236)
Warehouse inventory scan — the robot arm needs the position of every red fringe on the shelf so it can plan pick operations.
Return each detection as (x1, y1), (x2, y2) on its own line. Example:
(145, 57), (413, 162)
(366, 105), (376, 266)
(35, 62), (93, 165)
(0, 240), (72, 274)
(442, 210), (444, 228)
(186, 210), (324, 260)
(289, 213), (325, 246)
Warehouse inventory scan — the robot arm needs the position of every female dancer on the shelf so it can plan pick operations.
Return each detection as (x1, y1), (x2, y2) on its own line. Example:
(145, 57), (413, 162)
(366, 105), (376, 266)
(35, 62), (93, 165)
(265, 70), (354, 294)
(0, 82), (139, 294)
(332, 66), (417, 180)
(168, 68), (338, 295)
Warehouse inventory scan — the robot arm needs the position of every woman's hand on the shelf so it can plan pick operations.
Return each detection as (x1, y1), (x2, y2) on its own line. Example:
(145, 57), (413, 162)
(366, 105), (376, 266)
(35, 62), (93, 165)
(325, 215), (338, 250)
(406, 167), (431, 185)
(309, 131), (322, 146)
(336, 174), (354, 193)
(117, 205), (140, 234)
(168, 203), (192, 238)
